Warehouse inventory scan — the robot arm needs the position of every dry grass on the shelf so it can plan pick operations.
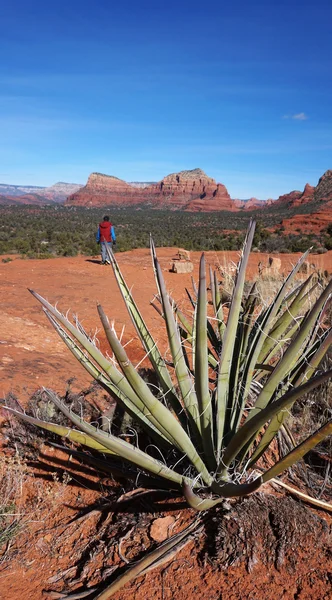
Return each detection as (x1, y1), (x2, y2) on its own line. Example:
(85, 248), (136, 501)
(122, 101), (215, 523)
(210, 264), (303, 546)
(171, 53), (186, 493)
(0, 455), (27, 561)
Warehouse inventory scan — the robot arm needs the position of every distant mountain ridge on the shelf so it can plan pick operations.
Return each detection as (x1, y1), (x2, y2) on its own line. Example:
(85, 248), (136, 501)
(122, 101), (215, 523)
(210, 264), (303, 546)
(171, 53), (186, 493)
(0, 181), (83, 205)
(0, 183), (44, 197)
(1, 170), (332, 234)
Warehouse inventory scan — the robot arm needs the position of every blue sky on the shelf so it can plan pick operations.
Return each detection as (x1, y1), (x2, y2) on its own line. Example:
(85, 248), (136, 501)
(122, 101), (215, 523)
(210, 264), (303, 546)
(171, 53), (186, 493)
(1, 0), (331, 198)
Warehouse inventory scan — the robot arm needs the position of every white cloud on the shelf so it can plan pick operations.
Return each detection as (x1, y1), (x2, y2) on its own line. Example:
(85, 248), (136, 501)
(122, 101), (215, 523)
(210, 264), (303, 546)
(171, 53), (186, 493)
(282, 112), (308, 120)
(293, 112), (308, 120)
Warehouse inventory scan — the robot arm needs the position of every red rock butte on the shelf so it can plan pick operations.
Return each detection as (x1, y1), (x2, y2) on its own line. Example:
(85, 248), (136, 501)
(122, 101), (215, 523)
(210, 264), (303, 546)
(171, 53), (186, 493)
(65, 168), (237, 211)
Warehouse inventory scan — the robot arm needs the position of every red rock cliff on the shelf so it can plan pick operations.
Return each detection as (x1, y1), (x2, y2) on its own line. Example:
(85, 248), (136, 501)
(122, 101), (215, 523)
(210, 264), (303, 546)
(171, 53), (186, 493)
(276, 171), (332, 234)
(66, 168), (237, 211)
(65, 173), (143, 207)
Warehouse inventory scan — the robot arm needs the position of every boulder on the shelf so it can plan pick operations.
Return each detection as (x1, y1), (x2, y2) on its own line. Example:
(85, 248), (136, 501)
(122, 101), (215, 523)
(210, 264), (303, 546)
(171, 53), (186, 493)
(171, 260), (194, 274)
(260, 257), (282, 279)
(268, 257), (282, 271)
(177, 248), (191, 261)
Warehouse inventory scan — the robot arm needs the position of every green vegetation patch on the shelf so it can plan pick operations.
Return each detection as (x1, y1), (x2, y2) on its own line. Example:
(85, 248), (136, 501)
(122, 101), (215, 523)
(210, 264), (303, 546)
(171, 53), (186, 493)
(0, 204), (329, 257)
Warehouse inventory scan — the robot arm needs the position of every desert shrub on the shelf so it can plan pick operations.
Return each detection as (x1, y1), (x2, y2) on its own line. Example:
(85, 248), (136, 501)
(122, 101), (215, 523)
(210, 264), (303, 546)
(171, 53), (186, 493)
(326, 223), (332, 236)
(0, 205), (328, 256)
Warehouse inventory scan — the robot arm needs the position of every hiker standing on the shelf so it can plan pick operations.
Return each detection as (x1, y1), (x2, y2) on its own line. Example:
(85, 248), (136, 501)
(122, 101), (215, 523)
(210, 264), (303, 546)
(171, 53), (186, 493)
(96, 215), (116, 264)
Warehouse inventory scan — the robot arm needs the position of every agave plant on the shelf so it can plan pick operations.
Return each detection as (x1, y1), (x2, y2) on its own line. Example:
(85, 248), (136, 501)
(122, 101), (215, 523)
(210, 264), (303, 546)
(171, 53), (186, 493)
(3, 220), (332, 511)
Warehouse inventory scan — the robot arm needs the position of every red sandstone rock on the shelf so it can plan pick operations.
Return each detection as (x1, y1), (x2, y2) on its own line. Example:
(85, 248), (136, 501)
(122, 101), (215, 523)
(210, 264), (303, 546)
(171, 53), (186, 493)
(149, 516), (175, 542)
(273, 189), (303, 207)
(65, 173), (142, 207)
(66, 168), (237, 211)
(275, 171), (332, 233)
(234, 197), (268, 210)
(314, 169), (332, 203)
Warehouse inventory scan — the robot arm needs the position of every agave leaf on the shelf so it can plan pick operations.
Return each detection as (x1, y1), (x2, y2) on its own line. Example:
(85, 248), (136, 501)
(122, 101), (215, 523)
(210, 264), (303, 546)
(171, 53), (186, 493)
(30, 290), (142, 396)
(96, 305), (183, 448)
(236, 249), (312, 419)
(183, 482), (225, 510)
(246, 277), (332, 421)
(257, 278), (316, 365)
(195, 254), (215, 469)
(291, 327), (332, 385)
(150, 243), (202, 440)
(214, 270), (225, 339)
(185, 286), (196, 309)
(44, 310), (173, 445)
(250, 327), (332, 466)
(224, 318), (246, 442)
(176, 303), (218, 371)
(215, 219), (256, 457)
(190, 297), (197, 373)
(210, 265), (217, 315)
(219, 368), (332, 470)
(183, 475), (262, 510)
(30, 290), (115, 369)
(254, 320), (302, 383)
(175, 306), (193, 337)
(94, 519), (203, 600)
(249, 328), (332, 466)
(105, 245), (184, 423)
(97, 305), (213, 486)
(270, 478), (332, 512)
(262, 419), (332, 482)
(33, 291), (182, 442)
(1, 405), (116, 454)
(191, 275), (198, 299)
(206, 319), (221, 355)
(211, 474), (263, 497)
(43, 388), (195, 488)
(228, 285), (259, 436)
(234, 325), (332, 468)
(239, 282), (258, 362)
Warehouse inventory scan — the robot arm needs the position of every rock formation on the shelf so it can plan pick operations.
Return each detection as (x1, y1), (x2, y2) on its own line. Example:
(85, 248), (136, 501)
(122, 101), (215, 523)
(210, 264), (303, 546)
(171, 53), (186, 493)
(314, 170), (332, 203)
(234, 197), (271, 210)
(275, 170), (332, 233)
(66, 168), (237, 211)
(41, 182), (83, 203)
(272, 172), (332, 210)
(66, 173), (142, 207)
(273, 183), (315, 208)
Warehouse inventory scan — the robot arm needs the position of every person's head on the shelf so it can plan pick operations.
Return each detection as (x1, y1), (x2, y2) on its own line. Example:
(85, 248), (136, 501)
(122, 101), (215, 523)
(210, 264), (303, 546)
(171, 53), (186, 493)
(103, 215), (110, 222)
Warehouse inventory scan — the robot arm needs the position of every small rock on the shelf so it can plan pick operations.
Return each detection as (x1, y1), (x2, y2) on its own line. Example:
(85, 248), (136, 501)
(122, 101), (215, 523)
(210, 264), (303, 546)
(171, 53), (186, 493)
(177, 248), (191, 261)
(298, 261), (310, 274)
(268, 257), (282, 271)
(150, 516), (175, 542)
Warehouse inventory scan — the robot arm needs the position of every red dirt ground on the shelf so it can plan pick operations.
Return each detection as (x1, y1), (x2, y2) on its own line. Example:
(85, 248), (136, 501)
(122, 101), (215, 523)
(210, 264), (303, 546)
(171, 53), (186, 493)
(1, 248), (332, 600)
(1, 247), (331, 401)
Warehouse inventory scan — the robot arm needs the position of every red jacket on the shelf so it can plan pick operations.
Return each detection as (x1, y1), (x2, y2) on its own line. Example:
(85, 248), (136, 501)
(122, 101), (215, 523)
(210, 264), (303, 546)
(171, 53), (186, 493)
(97, 221), (116, 243)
